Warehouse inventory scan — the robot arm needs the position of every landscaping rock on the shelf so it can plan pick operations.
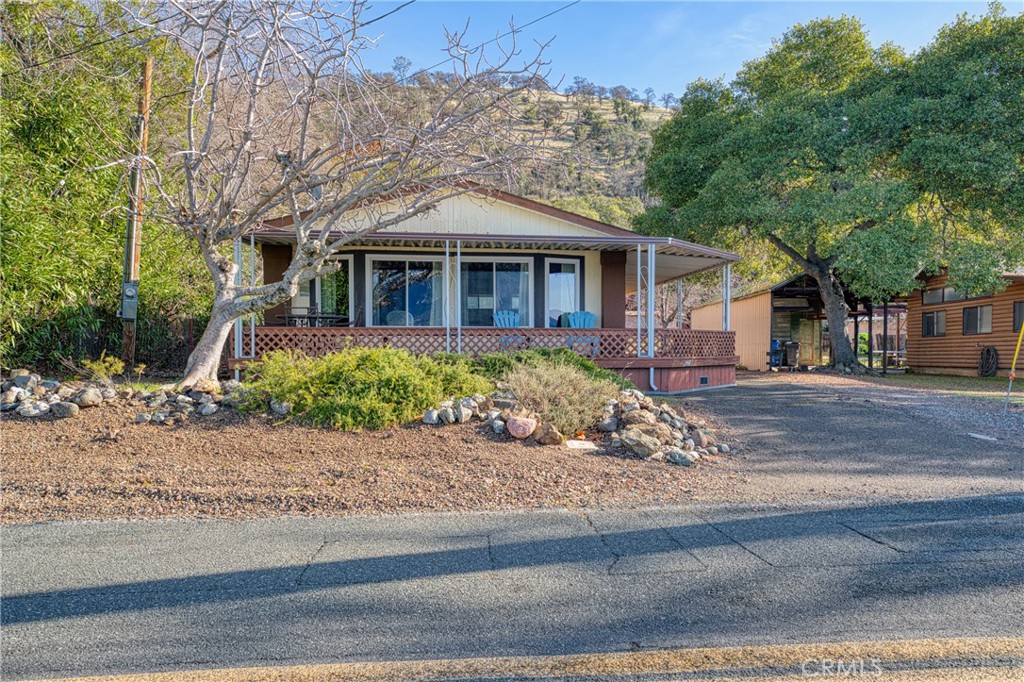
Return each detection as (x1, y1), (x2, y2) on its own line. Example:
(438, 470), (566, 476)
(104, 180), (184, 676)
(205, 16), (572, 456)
(691, 429), (709, 448)
(9, 369), (30, 378)
(221, 379), (242, 393)
(534, 422), (564, 446)
(491, 419), (506, 434)
(56, 385), (76, 399)
(12, 374), (37, 390)
(16, 401), (48, 417)
(198, 403), (219, 417)
(135, 413), (152, 424)
(634, 422), (674, 445)
(100, 387), (118, 400)
(666, 449), (700, 466)
(506, 416), (537, 440)
(192, 378), (220, 394)
(71, 388), (103, 408)
(423, 409), (440, 425)
(270, 399), (291, 416)
(1, 388), (18, 406)
(152, 411), (168, 422)
(454, 404), (473, 424)
(718, 443), (731, 454)
(621, 409), (657, 427)
(39, 379), (61, 392)
(439, 407), (456, 425)
(485, 409), (502, 424)
(620, 401), (640, 414)
(198, 393), (215, 404)
(705, 446), (718, 456)
(175, 394), (194, 405)
(620, 428), (662, 458)
(51, 401), (79, 419)
(597, 415), (619, 432)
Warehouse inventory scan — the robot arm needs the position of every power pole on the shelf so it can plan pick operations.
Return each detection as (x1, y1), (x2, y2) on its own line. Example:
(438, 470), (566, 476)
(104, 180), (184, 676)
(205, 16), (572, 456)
(118, 56), (152, 368)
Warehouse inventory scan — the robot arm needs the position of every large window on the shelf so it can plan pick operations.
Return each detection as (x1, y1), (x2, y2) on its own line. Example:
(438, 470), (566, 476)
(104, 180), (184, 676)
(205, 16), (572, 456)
(962, 305), (992, 335)
(1015, 301), (1024, 333)
(922, 286), (988, 305)
(545, 258), (580, 327)
(460, 259), (531, 327)
(317, 257), (351, 319)
(369, 257), (443, 326)
(922, 310), (946, 337)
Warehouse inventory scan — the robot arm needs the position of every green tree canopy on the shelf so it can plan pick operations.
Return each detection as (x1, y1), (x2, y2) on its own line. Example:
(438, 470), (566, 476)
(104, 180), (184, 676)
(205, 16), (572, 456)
(637, 7), (1024, 368)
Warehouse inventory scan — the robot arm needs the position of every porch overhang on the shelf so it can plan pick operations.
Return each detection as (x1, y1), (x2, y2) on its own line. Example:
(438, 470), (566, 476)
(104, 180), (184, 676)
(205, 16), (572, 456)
(252, 229), (739, 282)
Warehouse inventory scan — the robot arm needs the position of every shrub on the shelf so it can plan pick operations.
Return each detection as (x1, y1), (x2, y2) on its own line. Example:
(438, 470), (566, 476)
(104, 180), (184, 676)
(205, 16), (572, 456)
(473, 347), (633, 390)
(241, 348), (491, 430)
(81, 351), (125, 383)
(503, 361), (620, 435)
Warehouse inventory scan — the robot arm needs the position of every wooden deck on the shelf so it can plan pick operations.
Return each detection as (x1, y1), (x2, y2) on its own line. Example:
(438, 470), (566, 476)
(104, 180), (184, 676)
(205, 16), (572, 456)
(234, 326), (738, 393)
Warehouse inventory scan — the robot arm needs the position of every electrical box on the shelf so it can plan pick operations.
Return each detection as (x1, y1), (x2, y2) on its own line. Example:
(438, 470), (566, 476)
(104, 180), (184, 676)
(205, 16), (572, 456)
(118, 282), (139, 320)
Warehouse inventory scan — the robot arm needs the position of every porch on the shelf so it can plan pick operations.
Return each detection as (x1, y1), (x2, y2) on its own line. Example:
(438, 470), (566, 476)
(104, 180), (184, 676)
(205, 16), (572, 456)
(236, 326), (738, 393)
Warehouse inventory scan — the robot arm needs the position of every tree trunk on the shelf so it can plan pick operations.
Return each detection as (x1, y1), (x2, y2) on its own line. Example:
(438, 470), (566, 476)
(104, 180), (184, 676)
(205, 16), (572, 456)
(807, 264), (861, 371)
(179, 304), (235, 388)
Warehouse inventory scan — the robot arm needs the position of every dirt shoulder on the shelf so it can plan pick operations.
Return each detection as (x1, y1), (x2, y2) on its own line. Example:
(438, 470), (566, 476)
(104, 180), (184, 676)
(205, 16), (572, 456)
(0, 402), (739, 525)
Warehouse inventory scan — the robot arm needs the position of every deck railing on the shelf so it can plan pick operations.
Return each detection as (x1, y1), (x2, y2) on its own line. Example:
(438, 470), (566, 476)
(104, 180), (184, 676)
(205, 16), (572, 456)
(240, 326), (735, 364)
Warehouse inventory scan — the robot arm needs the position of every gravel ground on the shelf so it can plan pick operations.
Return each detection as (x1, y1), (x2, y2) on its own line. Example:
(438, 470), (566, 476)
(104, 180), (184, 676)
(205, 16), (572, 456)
(0, 402), (738, 524)
(686, 371), (1023, 504)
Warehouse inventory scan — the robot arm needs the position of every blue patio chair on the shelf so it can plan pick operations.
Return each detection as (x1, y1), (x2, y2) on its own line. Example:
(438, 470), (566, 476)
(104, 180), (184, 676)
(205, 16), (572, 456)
(564, 310), (599, 357)
(566, 310), (596, 328)
(493, 310), (520, 328)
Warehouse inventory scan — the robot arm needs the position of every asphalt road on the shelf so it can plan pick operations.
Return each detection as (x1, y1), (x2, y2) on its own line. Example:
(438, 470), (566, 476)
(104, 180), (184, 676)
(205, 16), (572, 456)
(3, 494), (1023, 680)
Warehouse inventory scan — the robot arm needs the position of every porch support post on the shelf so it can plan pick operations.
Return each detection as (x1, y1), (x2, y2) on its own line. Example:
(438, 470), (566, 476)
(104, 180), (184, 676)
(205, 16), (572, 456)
(676, 280), (683, 329)
(249, 233), (255, 361)
(455, 240), (462, 354)
(444, 240), (451, 353)
(636, 244), (642, 357)
(232, 238), (243, 381)
(722, 263), (732, 331)
(867, 303), (874, 370)
(882, 301), (889, 375)
(647, 244), (656, 358)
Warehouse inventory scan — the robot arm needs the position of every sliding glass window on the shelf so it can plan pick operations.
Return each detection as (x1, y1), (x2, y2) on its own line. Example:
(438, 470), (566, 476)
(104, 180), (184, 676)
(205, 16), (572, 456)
(370, 258), (443, 326)
(461, 259), (531, 327)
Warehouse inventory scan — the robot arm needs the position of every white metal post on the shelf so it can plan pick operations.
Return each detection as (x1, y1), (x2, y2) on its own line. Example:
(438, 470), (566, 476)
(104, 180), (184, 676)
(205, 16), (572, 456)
(722, 263), (732, 331)
(636, 244), (642, 357)
(455, 240), (462, 354)
(249, 233), (256, 357)
(444, 240), (451, 353)
(647, 244), (656, 358)
(233, 238), (243, 380)
(676, 280), (683, 329)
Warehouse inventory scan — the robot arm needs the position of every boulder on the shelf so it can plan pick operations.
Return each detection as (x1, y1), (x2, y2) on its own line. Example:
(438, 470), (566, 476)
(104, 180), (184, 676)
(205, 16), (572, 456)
(9, 368), (29, 378)
(1, 388), (18, 405)
(192, 378), (220, 394)
(423, 409), (440, 425)
(39, 379), (61, 392)
(633, 422), (674, 445)
(12, 373), (36, 390)
(506, 416), (537, 440)
(71, 388), (103, 408)
(16, 400), (48, 417)
(198, 403), (219, 417)
(454, 404), (473, 424)
(270, 399), (291, 416)
(57, 385), (76, 399)
(621, 409), (657, 427)
(534, 422), (564, 445)
(596, 415), (619, 433)
(666, 449), (700, 466)
(198, 393), (215, 404)
(51, 401), (79, 419)
(491, 419), (506, 434)
(439, 407), (456, 425)
(620, 428), (662, 458)
(691, 429), (709, 448)
(100, 387), (118, 400)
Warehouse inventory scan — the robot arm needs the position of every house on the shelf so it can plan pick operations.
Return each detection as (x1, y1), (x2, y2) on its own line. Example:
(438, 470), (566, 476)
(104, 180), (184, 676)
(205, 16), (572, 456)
(905, 270), (1024, 376)
(233, 186), (741, 393)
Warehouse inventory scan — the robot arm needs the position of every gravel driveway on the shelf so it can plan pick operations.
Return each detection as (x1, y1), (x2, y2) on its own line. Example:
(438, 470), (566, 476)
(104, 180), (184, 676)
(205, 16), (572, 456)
(682, 372), (1023, 504)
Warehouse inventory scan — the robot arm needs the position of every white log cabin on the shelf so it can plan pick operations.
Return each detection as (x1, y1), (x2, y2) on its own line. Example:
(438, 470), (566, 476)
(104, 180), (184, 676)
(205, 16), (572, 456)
(234, 187), (740, 393)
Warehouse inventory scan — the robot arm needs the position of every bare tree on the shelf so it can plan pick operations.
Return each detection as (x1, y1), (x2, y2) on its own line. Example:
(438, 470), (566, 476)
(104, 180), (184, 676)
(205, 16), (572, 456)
(121, 0), (549, 386)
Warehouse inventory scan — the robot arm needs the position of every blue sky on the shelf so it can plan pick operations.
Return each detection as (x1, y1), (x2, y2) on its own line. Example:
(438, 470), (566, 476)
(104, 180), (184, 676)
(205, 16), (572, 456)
(357, 1), (1017, 96)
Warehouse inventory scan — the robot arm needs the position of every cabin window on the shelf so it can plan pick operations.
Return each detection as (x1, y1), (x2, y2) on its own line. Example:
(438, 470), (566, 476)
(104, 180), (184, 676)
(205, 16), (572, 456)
(943, 287), (966, 302)
(922, 311), (946, 337)
(1014, 301), (1023, 333)
(369, 257), (443, 327)
(962, 305), (992, 335)
(922, 289), (944, 305)
(460, 259), (531, 327)
(545, 258), (581, 327)
(316, 256), (353, 321)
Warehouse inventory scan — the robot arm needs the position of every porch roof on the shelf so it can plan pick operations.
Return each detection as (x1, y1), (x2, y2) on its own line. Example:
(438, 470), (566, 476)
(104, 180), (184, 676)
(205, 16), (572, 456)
(253, 230), (739, 284)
